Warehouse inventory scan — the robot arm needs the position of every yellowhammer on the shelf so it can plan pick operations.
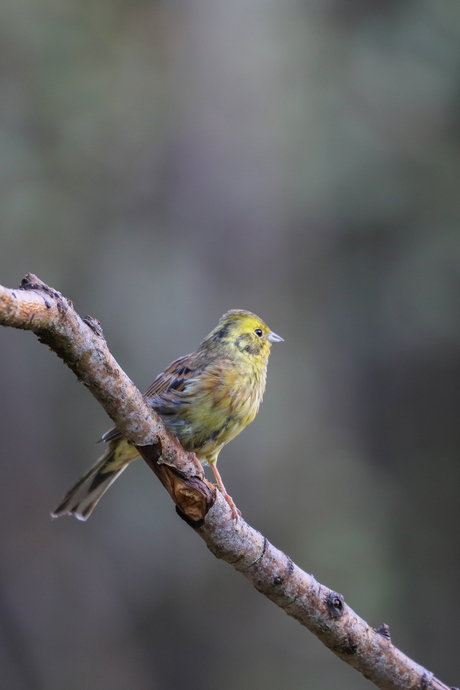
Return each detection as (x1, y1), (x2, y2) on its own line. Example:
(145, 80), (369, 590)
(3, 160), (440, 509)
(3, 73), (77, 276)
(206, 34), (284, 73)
(52, 309), (283, 520)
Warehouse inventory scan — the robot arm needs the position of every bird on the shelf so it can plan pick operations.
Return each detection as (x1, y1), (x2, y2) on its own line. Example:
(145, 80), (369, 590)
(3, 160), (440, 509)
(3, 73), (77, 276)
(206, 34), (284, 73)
(52, 309), (283, 521)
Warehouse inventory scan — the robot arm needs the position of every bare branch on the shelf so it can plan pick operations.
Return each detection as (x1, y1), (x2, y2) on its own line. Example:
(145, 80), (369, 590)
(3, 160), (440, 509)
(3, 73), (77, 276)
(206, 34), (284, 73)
(0, 275), (454, 690)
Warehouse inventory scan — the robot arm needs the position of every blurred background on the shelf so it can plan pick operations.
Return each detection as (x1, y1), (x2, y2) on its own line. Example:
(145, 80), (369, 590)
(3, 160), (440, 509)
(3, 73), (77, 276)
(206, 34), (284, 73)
(1, 0), (460, 688)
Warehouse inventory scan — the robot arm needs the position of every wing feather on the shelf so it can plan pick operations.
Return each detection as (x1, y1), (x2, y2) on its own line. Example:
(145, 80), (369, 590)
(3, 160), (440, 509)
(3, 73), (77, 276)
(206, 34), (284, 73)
(99, 352), (199, 443)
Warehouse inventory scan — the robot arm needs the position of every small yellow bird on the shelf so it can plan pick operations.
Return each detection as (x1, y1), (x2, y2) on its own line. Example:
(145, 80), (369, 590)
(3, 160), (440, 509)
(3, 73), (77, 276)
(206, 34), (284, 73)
(52, 309), (283, 520)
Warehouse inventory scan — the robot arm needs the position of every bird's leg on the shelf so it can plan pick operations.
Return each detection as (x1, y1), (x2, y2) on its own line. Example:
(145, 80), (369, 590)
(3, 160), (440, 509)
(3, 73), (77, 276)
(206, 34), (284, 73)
(211, 463), (239, 521)
(190, 452), (204, 478)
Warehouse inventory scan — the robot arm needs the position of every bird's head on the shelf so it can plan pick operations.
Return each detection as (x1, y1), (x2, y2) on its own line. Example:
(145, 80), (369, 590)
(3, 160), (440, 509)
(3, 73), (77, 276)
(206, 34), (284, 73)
(200, 309), (283, 362)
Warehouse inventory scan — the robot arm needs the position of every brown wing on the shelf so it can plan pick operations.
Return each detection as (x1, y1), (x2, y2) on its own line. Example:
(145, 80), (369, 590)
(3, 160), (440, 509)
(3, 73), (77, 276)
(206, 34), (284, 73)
(99, 353), (197, 443)
(143, 354), (195, 397)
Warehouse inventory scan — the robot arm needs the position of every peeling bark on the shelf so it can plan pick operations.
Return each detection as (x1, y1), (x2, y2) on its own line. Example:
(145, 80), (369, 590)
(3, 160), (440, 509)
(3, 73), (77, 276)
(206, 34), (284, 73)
(0, 275), (455, 690)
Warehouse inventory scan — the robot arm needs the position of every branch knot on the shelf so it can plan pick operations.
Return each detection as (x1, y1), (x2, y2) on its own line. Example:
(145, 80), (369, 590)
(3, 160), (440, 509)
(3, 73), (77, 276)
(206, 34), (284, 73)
(326, 591), (345, 619)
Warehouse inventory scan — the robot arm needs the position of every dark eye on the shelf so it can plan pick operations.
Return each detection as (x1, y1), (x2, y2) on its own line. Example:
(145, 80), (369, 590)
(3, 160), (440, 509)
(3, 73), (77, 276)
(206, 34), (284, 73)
(254, 328), (263, 337)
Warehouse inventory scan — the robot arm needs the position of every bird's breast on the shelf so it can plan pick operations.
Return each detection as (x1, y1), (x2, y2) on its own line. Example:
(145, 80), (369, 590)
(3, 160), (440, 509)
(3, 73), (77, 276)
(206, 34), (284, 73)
(175, 358), (267, 457)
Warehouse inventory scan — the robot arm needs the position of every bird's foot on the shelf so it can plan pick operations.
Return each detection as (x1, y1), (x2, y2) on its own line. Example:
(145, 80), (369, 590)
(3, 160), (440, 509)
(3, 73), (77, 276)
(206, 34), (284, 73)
(211, 463), (240, 521)
(190, 453), (204, 478)
(216, 485), (241, 521)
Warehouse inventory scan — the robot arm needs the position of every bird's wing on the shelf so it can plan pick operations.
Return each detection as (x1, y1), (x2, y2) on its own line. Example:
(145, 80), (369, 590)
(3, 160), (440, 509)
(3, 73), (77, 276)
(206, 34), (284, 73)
(143, 353), (196, 397)
(99, 353), (200, 443)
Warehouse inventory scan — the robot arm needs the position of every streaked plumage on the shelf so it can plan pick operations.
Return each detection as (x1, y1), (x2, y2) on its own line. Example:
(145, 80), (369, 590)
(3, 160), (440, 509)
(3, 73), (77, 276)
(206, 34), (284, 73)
(52, 309), (283, 520)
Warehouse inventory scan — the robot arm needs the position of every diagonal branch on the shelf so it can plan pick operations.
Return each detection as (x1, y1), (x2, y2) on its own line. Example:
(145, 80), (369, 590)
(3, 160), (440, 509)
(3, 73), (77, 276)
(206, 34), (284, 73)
(0, 275), (455, 690)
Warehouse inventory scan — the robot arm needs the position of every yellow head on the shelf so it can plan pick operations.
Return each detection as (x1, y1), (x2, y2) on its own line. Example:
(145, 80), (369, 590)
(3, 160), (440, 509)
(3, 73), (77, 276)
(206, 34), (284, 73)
(199, 309), (283, 362)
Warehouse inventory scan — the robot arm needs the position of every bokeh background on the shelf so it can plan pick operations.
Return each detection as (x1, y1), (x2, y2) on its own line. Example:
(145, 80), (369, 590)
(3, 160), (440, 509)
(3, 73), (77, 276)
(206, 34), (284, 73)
(1, 1), (460, 688)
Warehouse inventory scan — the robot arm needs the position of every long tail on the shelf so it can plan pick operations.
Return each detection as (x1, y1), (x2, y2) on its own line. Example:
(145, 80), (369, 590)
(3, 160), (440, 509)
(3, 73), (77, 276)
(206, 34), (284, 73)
(51, 440), (138, 521)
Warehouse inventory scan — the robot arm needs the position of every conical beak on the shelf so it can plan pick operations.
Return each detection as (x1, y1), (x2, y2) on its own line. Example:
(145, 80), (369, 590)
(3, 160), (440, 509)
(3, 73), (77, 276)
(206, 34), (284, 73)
(267, 331), (284, 343)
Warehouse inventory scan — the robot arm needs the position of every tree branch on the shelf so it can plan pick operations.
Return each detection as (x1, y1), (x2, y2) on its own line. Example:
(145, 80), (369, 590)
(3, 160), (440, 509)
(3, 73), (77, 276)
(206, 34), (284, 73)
(0, 275), (455, 690)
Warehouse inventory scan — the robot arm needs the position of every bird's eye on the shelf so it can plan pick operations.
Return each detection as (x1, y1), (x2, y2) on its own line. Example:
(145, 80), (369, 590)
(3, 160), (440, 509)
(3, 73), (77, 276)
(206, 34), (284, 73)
(254, 328), (263, 337)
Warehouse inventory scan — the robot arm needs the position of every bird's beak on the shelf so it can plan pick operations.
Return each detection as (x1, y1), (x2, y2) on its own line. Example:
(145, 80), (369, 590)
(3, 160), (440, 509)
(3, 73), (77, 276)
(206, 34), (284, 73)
(267, 331), (284, 343)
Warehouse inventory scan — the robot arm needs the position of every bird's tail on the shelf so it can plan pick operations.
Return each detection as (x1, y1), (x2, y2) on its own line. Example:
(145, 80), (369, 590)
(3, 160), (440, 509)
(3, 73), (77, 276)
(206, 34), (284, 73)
(51, 440), (138, 521)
